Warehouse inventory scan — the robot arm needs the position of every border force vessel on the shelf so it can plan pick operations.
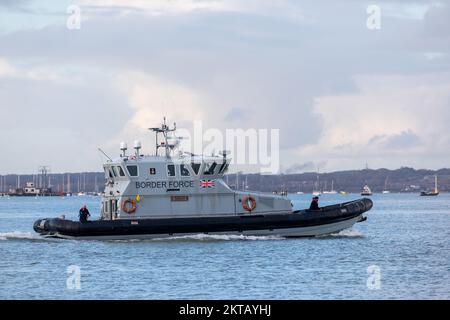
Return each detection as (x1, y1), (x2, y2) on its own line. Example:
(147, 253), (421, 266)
(34, 119), (373, 240)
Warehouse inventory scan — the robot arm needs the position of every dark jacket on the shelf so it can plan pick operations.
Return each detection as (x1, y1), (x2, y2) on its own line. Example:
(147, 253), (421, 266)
(309, 200), (320, 211)
(79, 208), (91, 223)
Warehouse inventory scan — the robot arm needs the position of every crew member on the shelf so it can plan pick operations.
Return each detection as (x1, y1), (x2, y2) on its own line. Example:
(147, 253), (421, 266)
(309, 196), (320, 210)
(79, 205), (91, 223)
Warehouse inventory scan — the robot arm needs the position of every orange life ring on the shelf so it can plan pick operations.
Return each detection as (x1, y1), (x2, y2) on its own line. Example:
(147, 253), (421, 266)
(121, 198), (137, 214)
(242, 196), (256, 212)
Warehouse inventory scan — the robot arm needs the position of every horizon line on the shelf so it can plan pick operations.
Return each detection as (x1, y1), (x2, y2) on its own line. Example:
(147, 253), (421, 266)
(1, 166), (450, 176)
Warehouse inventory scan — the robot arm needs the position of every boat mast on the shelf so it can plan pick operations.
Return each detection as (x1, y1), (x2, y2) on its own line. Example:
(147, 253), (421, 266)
(149, 117), (177, 158)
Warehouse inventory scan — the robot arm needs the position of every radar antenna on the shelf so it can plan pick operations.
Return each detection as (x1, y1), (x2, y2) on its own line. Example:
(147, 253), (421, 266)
(149, 117), (180, 157)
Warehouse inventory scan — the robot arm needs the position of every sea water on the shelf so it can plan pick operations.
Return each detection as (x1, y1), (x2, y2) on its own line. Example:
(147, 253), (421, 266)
(0, 193), (449, 299)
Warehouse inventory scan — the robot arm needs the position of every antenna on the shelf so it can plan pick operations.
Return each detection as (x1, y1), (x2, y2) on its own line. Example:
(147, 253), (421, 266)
(149, 117), (178, 157)
(98, 148), (113, 162)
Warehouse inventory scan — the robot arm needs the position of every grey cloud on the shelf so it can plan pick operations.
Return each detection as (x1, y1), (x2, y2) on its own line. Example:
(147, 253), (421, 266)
(368, 130), (422, 150)
(0, 0), (30, 8)
(424, 3), (450, 38)
(0, 76), (130, 172)
(223, 107), (249, 122)
(0, 1), (449, 172)
(385, 130), (422, 149)
(284, 162), (316, 174)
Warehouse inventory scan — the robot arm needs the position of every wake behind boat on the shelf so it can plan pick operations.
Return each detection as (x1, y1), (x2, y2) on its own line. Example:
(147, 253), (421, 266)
(33, 119), (373, 240)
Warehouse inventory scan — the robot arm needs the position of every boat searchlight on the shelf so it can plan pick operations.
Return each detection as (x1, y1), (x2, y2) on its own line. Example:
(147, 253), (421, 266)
(120, 142), (128, 157)
(134, 140), (142, 157)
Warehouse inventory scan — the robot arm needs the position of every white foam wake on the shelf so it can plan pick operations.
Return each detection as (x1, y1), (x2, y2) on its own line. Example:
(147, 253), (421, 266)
(0, 231), (42, 241)
(330, 228), (364, 238)
(153, 234), (285, 242)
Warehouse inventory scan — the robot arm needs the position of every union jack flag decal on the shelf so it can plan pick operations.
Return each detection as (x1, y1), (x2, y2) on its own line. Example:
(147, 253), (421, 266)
(200, 180), (215, 188)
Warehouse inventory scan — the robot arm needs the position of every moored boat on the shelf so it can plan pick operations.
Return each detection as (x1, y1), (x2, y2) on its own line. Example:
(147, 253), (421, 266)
(361, 185), (372, 196)
(420, 175), (439, 196)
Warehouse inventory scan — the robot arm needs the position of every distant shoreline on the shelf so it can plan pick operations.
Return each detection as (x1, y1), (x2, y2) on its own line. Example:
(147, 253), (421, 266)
(0, 167), (449, 194)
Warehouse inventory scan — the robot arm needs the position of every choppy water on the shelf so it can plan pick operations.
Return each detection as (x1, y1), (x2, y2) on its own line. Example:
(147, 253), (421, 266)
(0, 193), (449, 299)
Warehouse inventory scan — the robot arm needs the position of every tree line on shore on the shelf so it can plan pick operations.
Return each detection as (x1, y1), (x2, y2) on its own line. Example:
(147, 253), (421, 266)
(1, 167), (449, 194)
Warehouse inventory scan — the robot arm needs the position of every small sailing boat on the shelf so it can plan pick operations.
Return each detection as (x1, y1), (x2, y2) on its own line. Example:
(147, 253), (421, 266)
(382, 177), (390, 194)
(420, 175), (439, 196)
(323, 180), (338, 194)
(312, 181), (321, 196)
(361, 185), (372, 196)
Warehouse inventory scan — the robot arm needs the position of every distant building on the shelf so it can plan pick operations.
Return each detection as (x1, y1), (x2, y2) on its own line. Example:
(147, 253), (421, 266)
(8, 182), (47, 196)
(24, 182), (40, 195)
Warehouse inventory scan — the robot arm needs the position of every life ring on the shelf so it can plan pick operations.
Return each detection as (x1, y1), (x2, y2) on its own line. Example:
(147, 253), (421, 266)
(242, 196), (256, 212)
(121, 198), (137, 214)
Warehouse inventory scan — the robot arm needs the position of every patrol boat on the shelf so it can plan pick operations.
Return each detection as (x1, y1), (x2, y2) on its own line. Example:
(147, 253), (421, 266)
(34, 119), (373, 240)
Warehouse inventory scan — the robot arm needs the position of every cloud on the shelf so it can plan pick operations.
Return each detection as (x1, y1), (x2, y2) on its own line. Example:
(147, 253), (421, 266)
(0, 1), (450, 173)
(0, 57), (79, 83)
(424, 3), (450, 38)
(0, 0), (31, 9)
(295, 73), (450, 170)
(0, 58), (16, 77)
(0, 56), (130, 173)
(369, 129), (422, 149)
(78, 0), (230, 16)
(76, 0), (305, 20)
(223, 107), (249, 123)
(283, 161), (316, 174)
(112, 71), (207, 143)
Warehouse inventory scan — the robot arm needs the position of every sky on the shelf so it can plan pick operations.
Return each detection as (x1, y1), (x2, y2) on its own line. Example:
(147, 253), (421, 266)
(0, 0), (449, 174)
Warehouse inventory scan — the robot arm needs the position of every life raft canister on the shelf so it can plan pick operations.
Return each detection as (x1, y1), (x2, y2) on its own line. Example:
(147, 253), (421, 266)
(122, 198), (137, 214)
(242, 196), (257, 212)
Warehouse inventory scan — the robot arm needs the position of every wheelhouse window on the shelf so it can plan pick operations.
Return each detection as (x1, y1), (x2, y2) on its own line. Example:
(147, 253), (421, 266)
(167, 164), (176, 177)
(191, 162), (201, 175)
(106, 167), (114, 179)
(114, 166), (126, 177)
(180, 164), (190, 176)
(218, 162), (229, 174)
(126, 165), (138, 177)
(204, 162), (217, 175)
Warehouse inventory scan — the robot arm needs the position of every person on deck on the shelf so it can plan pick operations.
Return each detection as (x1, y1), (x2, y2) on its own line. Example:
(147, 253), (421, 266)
(309, 196), (320, 211)
(79, 205), (91, 223)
